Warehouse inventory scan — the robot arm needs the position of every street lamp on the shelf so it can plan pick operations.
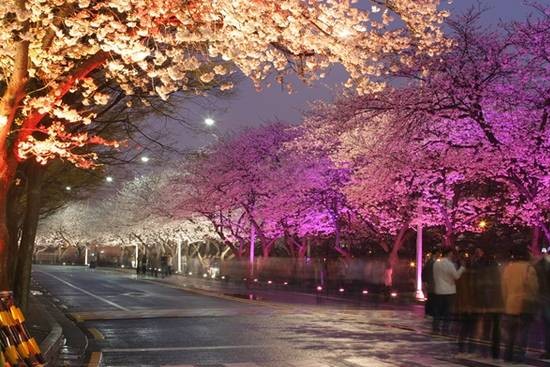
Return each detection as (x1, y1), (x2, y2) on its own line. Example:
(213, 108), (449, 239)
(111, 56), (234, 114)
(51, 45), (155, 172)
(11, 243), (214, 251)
(204, 117), (215, 126)
(140, 156), (150, 163)
(106, 176), (113, 183)
(65, 186), (71, 191)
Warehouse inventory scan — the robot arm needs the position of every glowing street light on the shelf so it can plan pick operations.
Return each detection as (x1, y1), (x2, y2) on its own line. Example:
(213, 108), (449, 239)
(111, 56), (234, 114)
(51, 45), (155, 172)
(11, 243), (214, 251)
(65, 186), (71, 191)
(106, 176), (113, 183)
(204, 117), (215, 126)
(140, 156), (150, 163)
(479, 220), (487, 229)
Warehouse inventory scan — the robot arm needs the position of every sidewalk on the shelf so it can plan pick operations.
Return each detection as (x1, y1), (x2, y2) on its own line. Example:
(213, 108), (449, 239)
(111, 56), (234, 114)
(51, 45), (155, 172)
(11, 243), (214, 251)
(28, 276), (89, 366)
(26, 290), (64, 365)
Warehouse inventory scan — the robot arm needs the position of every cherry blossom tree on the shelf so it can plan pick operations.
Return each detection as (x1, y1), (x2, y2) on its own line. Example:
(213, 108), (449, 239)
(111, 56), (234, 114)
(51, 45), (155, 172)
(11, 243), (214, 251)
(0, 0), (450, 289)
(296, 7), (550, 257)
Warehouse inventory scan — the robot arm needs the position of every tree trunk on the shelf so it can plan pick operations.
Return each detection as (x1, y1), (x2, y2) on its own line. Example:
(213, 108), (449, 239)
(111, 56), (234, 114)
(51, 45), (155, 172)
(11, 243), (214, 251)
(530, 225), (541, 256)
(6, 182), (23, 289)
(14, 163), (43, 310)
(386, 224), (409, 286)
(0, 181), (11, 290)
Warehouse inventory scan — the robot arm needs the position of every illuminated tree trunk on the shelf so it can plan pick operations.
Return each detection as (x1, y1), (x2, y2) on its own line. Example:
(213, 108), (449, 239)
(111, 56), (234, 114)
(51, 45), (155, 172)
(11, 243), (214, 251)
(14, 162), (43, 311)
(531, 225), (541, 256)
(0, 179), (12, 291)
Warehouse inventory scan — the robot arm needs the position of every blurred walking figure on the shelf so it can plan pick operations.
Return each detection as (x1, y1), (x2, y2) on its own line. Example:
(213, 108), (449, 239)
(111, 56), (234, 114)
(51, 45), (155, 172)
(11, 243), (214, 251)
(456, 250), (475, 354)
(433, 248), (465, 334)
(535, 247), (550, 359)
(423, 249), (438, 317)
(501, 246), (539, 362)
(472, 247), (503, 359)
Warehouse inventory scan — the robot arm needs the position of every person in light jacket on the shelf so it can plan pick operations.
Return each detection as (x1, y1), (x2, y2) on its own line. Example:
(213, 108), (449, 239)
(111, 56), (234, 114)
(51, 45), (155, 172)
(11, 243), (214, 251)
(433, 248), (465, 334)
(501, 246), (539, 362)
(535, 247), (550, 359)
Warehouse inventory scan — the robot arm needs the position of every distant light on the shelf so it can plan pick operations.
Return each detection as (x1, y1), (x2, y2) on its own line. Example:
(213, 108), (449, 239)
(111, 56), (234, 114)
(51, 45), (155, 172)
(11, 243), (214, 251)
(253, 278), (258, 283)
(204, 118), (215, 126)
(283, 282), (288, 286)
(339, 288), (345, 293)
(362, 290), (369, 295)
(203, 273), (208, 278)
(221, 275), (226, 280)
(390, 292), (398, 298)
(479, 220), (487, 229)
(409, 261), (416, 268)
(316, 286), (323, 292)
(106, 176), (113, 183)
(65, 186), (71, 191)
(121, 265), (125, 268)
(100, 250), (105, 254)
(140, 156), (150, 163)
(188, 272), (193, 276)
(211, 274), (216, 279)
(267, 280), (272, 284)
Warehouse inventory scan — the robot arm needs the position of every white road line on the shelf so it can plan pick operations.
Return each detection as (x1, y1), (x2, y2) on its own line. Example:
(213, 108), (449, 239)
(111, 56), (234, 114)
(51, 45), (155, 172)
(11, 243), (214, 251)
(36, 271), (130, 311)
(288, 361), (334, 367)
(102, 345), (267, 353)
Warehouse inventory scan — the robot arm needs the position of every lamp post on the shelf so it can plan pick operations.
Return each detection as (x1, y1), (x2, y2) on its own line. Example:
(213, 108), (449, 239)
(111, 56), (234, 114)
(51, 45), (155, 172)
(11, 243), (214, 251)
(134, 244), (139, 268)
(84, 247), (89, 266)
(177, 239), (182, 273)
(415, 223), (425, 301)
(249, 225), (255, 279)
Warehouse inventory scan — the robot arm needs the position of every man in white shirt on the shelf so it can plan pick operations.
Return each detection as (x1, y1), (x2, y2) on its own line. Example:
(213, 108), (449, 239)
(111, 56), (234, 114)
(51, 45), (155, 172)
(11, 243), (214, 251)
(432, 248), (465, 334)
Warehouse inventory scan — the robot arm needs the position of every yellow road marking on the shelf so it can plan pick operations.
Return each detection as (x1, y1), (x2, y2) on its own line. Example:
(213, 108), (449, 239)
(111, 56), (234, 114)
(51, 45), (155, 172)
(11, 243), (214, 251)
(87, 351), (102, 367)
(88, 328), (104, 340)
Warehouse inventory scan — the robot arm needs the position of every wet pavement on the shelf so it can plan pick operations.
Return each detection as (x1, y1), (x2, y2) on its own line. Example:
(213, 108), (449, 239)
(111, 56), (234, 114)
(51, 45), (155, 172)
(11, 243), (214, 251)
(32, 265), (549, 367)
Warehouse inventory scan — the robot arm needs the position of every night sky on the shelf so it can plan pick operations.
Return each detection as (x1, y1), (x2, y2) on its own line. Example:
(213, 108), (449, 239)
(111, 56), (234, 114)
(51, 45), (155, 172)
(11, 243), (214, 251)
(152, 1), (537, 150)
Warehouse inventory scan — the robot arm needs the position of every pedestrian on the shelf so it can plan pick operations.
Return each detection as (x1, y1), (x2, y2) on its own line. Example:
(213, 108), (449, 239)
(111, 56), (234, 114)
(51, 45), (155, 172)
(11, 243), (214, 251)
(501, 245), (539, 363)
(432, 248), (465, 335)
(456, 250), (475, 354)
(423, 249), (439, 317)
(472, 247), (503, 359)
(535, 247), (550, 359)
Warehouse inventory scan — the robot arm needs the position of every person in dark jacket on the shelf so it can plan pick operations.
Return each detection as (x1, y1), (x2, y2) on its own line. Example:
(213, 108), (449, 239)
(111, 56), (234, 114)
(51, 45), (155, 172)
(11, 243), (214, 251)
(502, 246), (539, 362)
(535, 247), (550, 359)
(423, 249), (439, 317)
(471, 247), (503, 359)
(456, 250), (476, 354)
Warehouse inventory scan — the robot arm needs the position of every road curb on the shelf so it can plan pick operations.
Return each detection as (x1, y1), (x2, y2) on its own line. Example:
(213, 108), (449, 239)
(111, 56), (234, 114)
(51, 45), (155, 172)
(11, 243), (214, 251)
(34, 297), (64, 366)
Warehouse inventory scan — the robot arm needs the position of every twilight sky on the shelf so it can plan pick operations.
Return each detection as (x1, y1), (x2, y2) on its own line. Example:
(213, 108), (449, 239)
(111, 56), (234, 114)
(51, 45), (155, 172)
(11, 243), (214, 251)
(147, 1), (536, 151)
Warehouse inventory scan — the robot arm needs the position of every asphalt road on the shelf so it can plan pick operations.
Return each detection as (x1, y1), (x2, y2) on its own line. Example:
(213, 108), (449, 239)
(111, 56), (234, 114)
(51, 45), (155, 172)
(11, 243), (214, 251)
(32, 265), (548, 367)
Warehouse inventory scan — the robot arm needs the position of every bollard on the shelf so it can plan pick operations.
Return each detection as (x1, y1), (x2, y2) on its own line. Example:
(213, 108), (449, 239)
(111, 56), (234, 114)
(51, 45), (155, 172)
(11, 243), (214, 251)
(0, 291), (45, 366)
